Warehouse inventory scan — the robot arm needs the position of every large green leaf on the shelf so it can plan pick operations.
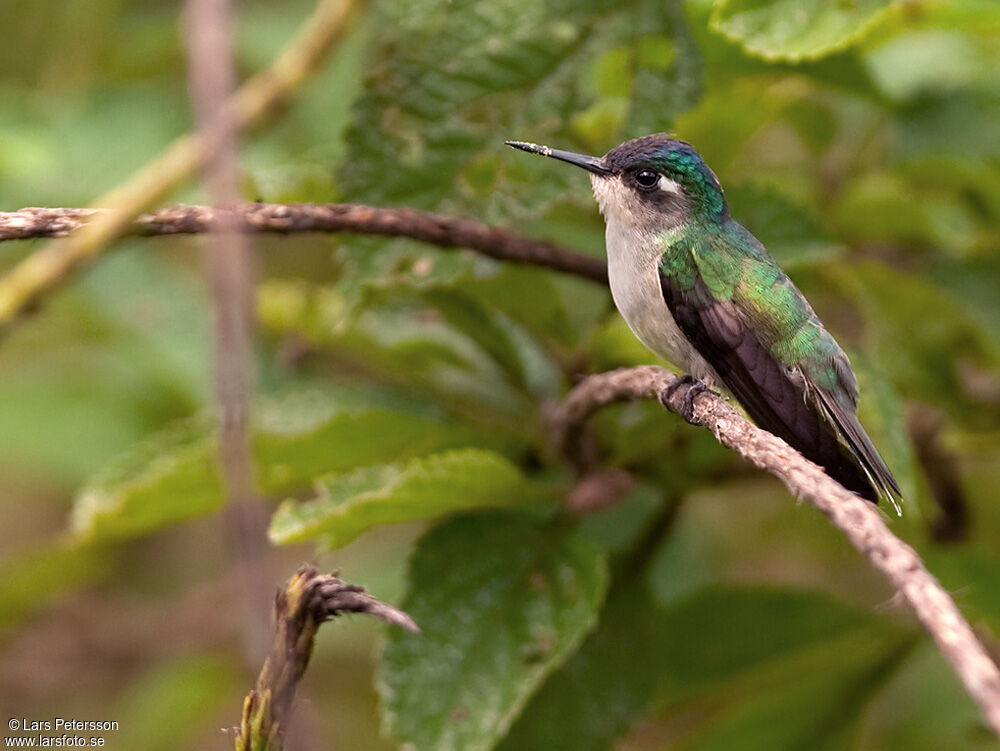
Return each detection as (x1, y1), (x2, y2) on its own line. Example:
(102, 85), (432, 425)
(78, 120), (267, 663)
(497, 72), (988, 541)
(858, 642), (998, 751)
(341, 0), (699, 218)
(378, 511), (608, 751)
(269, 449), (556, 549)
(673, 634), (913, 751)
(72, 387), (512, 542)
(502, 582), (904, 751)
(497, 577), (666, 751)
(335, 0), (700, 314)
(710, 0), (893, 63)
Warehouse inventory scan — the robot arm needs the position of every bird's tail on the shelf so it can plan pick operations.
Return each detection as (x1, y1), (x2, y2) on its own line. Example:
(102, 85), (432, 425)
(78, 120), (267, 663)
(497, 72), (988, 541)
(814, 389), (902, 511)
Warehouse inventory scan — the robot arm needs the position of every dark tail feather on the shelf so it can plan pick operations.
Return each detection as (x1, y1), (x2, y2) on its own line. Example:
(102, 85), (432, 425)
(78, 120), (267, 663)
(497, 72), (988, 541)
(814, 389), (902, 508)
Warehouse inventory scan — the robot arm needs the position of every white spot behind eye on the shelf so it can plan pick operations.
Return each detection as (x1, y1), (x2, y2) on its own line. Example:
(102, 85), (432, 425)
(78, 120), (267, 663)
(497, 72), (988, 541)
(658, 175), (682, 195)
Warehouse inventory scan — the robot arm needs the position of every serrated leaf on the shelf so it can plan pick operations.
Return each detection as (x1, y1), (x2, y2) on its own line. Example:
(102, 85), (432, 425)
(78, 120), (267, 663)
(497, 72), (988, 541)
(378, 511), (608, 751)
(72, 388), (512, 542)
(269, 449), (556, 548)
(710, 0), (893, 63)
(336, 0), (700, 305)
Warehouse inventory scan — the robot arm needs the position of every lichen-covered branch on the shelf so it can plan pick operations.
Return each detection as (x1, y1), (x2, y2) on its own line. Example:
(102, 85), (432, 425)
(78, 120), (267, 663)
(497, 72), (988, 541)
(0, 0), (362, 334)
(549, 365), (1000, 738)
(0, 203), (608, 283)
(234, 566), (417, 751)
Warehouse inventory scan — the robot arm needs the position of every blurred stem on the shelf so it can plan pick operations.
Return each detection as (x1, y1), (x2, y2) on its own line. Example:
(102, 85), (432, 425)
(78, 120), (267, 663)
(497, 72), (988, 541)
(184, 0), (269, 665)
(234, 566), (417, 751)
(0, 0), (363, 336)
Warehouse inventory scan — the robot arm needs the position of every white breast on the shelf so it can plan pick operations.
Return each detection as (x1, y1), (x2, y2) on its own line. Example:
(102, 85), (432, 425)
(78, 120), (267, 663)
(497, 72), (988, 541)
(604, 221), (721, 386)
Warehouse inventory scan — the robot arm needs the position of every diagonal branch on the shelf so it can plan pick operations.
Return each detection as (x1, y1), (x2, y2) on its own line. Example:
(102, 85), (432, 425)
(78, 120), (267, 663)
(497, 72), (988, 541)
(0, 203), (608, 283)
(548, 365), (1000, 738)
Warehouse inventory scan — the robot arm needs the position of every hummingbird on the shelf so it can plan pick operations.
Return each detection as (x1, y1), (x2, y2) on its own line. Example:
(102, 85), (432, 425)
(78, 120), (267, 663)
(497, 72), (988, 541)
(506, 134), (900, 507)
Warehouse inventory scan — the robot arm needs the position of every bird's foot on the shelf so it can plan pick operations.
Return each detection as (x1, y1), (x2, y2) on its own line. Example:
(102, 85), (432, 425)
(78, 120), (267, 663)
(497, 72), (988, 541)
(659, 375), (715, 424)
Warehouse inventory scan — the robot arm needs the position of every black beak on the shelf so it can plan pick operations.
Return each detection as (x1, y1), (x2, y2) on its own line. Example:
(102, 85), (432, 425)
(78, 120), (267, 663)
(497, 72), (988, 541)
(505, 140), (610, 176)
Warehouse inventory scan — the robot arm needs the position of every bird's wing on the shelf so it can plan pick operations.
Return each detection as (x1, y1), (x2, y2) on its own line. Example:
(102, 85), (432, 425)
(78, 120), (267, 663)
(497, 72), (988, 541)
(658, 228), (899, 504)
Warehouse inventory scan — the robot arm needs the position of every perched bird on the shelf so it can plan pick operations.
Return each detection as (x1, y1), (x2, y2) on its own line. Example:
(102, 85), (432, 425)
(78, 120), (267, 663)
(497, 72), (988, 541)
(506, 134), (900, 508)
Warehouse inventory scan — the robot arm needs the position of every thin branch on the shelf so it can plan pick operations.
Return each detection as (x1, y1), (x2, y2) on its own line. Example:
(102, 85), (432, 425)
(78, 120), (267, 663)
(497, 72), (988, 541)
(0, 203), (608, 283)
(184, 0), (270, 664)
(234, 566), (417, 751)
(0, 0), (362, 334)
(548, 365), (1000, 738)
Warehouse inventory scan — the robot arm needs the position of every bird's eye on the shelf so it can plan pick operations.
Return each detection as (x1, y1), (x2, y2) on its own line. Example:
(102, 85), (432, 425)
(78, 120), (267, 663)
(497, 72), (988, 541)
(635, 170), (659, 190)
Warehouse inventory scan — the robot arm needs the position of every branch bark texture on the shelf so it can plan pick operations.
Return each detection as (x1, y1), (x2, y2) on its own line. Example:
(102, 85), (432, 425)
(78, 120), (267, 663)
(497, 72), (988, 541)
(234, 566), (417, 751)
(549, 365), (1000, 737)
(0, 203), (608, 283)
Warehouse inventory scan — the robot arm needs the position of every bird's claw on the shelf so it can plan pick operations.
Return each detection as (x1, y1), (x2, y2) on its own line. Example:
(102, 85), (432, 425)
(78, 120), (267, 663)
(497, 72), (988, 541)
(659, 375), (714, 424)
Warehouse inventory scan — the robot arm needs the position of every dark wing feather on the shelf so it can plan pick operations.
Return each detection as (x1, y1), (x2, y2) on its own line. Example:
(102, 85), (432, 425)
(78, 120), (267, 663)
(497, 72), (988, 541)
(660, 272), (885, 503)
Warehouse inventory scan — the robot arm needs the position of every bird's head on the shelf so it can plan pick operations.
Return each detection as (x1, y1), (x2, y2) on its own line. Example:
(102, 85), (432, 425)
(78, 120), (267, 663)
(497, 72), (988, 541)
(506, 134), (726, 232)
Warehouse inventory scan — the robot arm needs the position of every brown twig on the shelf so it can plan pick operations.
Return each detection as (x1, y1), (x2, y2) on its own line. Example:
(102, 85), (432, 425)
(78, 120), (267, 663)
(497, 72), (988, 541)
(234, 566), (417, 751)
(0, 203), (608, 283)
(548, 365), (1000, 737)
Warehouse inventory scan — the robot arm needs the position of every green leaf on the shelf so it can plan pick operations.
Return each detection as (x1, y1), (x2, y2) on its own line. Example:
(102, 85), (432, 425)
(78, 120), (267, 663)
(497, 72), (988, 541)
(456, 265), (605, 350)
(0, 539), (108, 635)
(673, 635), (912, 751)
(830, 263), (1000, 428)
(113, 654), (241, 751)
(502, 582), (903, 751)
(710, 0), (894, 62)
(858, 642), (998, 751)
(498, 576), (666, 751)
(864, 29), (997, 103)
(657, 586), (887, 691)
(259, 280), (538, 425)
(72, 387), (512, 542)
(269, 449), (556, 548)
(378, 511), (609, 751)
(725, 183), (844, 268)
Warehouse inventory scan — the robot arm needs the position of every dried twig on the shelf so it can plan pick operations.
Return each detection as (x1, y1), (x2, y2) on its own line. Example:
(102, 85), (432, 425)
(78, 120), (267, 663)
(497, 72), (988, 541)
(234, 566), (417, 751)
(0, 0), (362, 333)
(0, 203), (607, 282)
(548, 365), (1000, 737)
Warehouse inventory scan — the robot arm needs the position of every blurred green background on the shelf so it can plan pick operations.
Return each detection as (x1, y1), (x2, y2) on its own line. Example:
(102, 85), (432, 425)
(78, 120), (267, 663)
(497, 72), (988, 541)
(1, 0), (998, 748)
